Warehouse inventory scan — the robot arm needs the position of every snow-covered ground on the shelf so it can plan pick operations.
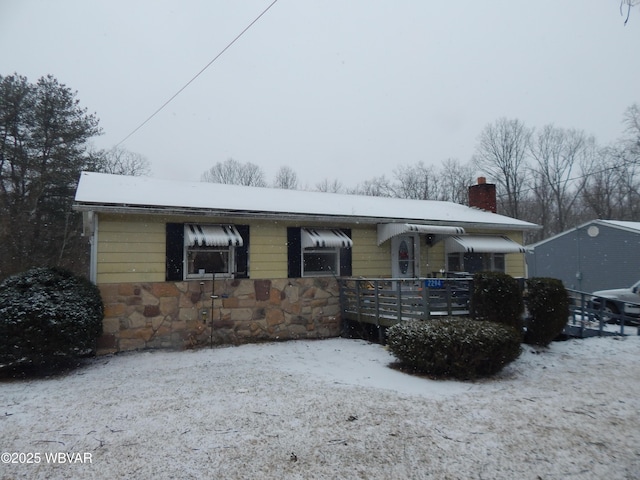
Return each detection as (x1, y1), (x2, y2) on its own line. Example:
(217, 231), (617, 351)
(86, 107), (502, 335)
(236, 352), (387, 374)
(1, 336), (639, 479)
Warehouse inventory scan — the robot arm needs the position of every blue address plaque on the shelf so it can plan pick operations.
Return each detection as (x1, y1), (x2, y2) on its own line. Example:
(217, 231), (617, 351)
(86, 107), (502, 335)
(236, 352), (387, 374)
(424, 279), (444, 289)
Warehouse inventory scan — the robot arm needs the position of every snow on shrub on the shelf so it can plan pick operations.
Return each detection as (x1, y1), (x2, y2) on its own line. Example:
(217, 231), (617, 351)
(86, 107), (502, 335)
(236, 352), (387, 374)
(0, 267), (103, 368)
(524, 277), (569, 346)
(471, 272), (524, 333)
(386, 318), (521, 380)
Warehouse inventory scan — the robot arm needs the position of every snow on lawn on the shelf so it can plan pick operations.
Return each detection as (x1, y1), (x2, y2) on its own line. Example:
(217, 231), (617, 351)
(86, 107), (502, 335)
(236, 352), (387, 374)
(1, 336), (639, 479)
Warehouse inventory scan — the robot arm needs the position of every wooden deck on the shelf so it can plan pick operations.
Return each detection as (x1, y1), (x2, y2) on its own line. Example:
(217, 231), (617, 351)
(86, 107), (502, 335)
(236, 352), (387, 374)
(338, 280), (639, 340)
(338, 277), (472, 328)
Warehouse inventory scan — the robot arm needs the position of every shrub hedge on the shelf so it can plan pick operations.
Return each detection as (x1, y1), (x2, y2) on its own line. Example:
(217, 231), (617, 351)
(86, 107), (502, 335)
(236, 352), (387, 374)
(524, 277), (569, 346)
(0, 267), (103, 368)
(471, 272), (524, 333)
(386, 318), (522, 380)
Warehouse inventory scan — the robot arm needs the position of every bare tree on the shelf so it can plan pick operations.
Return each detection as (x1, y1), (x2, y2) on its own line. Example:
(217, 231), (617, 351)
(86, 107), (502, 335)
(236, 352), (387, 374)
(315, 178), (343, 193)
(621, 0), (640, 24)
(350, 175), (393, 197)
(438, 158), (476, 204)
(621, 103), (640, 158)
(473, 118), (532, 218)
(580, 106), (640, 222)
(523, 167), (553, 242)
(201, 158), (266, 187)
(393, 161), (443, 200)
(273, 165), (298, 190)
(91, 146), (150, 176)
(582, 145), (640, 220)
(528, 126), (596, 235)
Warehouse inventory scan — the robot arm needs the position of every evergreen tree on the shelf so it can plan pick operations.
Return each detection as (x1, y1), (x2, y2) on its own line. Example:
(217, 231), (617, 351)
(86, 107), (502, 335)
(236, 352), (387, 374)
(0, 74), (101, 280)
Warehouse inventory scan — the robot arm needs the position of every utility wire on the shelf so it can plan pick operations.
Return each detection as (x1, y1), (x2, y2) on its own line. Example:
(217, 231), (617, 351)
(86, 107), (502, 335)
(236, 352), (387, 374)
(493, 155), (640, 200)
(116, 0), (279, 147)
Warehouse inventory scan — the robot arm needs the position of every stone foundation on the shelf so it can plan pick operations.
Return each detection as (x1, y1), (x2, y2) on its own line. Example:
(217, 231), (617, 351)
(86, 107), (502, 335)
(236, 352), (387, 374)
(96, 278), (342, 354)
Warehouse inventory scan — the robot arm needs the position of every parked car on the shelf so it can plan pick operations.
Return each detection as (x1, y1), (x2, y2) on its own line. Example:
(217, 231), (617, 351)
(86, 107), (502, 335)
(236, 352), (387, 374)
(591, 280), (640, 324)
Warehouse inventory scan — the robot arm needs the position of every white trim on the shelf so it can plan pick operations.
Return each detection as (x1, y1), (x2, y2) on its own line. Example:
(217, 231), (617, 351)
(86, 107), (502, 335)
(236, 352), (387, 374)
(377, 223), (465, 246)
(445, 235), (528, 253)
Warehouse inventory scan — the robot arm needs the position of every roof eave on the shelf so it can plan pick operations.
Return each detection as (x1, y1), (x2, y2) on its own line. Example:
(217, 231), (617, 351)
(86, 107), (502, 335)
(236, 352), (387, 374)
(72, 203), (540, 231)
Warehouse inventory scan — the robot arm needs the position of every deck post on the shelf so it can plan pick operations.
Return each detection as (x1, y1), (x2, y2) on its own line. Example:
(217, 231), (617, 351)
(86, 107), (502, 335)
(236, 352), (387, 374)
(422, 283), (429, 321)
(396, 280), (402, 323)
(355, 280), (362, 323)
(374, 280), (384, 343)
(374, 280), (380, 323)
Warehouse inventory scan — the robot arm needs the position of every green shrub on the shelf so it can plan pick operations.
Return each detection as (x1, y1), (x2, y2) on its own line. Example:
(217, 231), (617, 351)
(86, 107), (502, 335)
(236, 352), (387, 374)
(386, 318), (521, 380)
(0, 267), (103, 369)
(471, 272), (524, 332)
(524, 277), (569, 346)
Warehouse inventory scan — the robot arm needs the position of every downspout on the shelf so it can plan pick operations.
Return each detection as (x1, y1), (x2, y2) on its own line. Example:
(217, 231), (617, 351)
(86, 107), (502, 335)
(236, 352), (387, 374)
(83, 210), (98, 284)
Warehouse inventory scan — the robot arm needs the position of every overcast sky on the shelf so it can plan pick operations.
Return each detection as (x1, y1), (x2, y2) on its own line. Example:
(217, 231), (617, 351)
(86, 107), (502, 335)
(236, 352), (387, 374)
(1, 1), (639, 188)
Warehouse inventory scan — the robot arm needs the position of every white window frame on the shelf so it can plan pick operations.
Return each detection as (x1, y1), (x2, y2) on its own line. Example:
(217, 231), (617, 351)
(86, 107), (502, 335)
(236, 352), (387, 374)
(184, 225), (237, 279)
(302, 246), (340, 277)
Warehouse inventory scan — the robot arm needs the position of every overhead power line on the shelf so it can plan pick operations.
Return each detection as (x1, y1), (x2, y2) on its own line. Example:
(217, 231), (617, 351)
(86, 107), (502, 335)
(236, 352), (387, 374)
(493, 155), (640, 200)
(116, 0), (279, 146)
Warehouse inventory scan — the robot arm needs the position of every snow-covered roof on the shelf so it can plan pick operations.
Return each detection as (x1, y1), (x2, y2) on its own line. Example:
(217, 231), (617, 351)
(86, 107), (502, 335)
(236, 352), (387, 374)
(598, 220), (640, 233)
(73, 172), (538, 230)
(527, 219), (640, 248)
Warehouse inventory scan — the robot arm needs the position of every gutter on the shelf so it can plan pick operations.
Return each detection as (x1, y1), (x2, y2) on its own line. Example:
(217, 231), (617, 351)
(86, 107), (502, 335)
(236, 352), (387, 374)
(72, 203), (541, 232)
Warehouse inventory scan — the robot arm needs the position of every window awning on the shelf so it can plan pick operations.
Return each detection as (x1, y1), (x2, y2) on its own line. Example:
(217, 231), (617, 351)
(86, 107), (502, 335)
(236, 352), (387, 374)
(377, 223), (465, 246)
(445, 235), (527, 253)
(186, 224), (243, 247)
(301, 228), (353, 249)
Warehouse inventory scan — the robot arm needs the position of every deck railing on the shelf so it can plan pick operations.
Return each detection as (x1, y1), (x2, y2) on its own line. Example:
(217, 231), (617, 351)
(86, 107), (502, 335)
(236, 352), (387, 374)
(338, 277), (473, 328)
(338, 280), (639, 339)
(565, 289), (640, 337)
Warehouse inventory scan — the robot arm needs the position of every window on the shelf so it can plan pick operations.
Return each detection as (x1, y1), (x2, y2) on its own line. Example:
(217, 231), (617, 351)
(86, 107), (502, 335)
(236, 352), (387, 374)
(287, 227), (352, 278)
(303, 247), (340, 276)
(447, 252), (505, 274)
(166, 223), (249, 280)
(187, 246), (231, 276)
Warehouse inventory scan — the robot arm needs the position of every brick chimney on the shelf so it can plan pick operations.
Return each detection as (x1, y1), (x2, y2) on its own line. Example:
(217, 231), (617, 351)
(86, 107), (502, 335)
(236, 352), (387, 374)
(468, 177), (497, 213)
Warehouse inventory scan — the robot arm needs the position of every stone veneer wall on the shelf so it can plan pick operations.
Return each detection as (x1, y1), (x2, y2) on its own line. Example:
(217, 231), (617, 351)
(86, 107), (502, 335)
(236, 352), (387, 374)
(96, 278), (342, 354)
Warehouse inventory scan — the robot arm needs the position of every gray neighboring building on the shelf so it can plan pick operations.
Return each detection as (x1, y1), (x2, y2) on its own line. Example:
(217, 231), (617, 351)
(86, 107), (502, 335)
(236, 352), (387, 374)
(526, 220), (640, 293)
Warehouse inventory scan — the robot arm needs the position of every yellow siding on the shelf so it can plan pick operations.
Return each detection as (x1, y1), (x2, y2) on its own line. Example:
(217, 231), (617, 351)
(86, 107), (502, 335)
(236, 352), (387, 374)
(96, 215), (166, 284)
(249, 221), (288, 279)
(351, 226), (390, 277)
(421, 241), (447, 276)
(94, 213), (530, 284)
(504, 231), (527, 277)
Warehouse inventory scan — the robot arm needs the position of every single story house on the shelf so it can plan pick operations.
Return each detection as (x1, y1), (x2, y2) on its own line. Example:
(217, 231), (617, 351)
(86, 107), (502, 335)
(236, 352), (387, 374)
(73, 172), (538, 353)
(526, 219), (640, 293)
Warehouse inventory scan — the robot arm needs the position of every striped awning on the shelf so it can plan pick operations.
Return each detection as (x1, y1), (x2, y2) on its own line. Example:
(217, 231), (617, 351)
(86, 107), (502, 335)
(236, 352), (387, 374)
(186, 224), (243, 247)
(301, 228), (353, 249)
(377, 223), (465, 246)
(445, 235), (527, 253)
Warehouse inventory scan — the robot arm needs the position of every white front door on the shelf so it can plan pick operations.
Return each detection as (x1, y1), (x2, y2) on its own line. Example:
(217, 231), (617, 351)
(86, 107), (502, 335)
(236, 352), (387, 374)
(391, 235), (418, 278)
